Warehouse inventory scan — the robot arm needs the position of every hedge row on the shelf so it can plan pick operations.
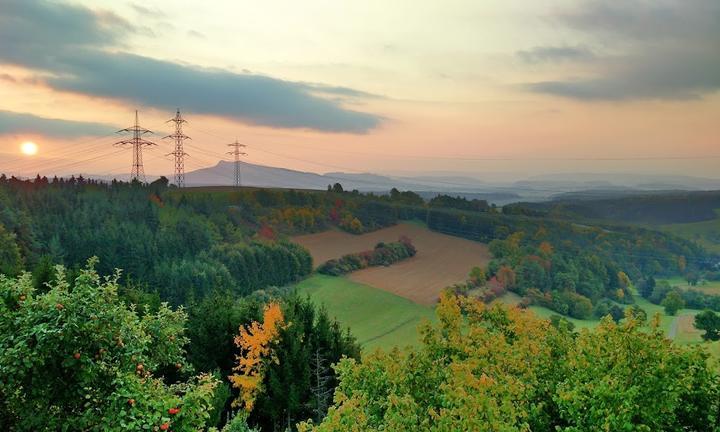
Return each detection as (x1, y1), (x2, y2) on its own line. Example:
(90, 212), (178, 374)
(318, 237), (416, 276)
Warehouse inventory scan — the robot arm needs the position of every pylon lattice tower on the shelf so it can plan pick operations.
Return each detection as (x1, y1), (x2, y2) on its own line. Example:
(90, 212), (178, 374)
(227, 140), (247, 187)
(163, 109), (190, 188)
(115, 110), (156, 183)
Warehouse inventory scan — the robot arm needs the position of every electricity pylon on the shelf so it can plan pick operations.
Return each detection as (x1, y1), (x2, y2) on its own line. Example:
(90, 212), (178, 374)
(115, 111), (156, 183)
(164, 109), (190, 188)
(227, 140), (247, 187)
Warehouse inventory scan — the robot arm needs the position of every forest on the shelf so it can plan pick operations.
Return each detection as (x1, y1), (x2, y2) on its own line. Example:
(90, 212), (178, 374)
(505, 190), (720, 224)
(1, 175), (719, 431)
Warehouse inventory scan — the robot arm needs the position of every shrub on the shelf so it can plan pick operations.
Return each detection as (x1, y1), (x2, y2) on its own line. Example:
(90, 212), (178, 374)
(317, 238), (416, 276)
(662, 290), (685, 316)
(694, 310), (720, 341)
(0, 259), (220, 430)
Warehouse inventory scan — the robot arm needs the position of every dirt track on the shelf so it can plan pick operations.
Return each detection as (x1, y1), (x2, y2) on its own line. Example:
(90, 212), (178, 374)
(292, 223), (490, 305)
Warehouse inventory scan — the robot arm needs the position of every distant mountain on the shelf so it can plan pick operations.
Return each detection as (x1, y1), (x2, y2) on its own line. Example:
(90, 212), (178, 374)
(181, 161), (523, 204)
(522, 173), (720, 191)
(78, 162), (720, 207)
(185, 160), (331, 190)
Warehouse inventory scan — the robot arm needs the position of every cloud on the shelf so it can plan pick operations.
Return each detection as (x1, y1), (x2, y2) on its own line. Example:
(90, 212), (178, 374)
(523, 0), (720, 101)
(0, 110), (117, 137)
(516, 46), (595, 64)
(0, 0), (382, 133)
(130, 3), (166, 18)
(187, 30), (205, 39)
(41, 51), (382, 133)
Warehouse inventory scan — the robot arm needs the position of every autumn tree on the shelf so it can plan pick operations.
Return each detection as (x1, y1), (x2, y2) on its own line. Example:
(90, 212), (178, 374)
(229, 302), (285, 413)
(496, 265), (517, 290)
(556, 316), (717, 431)
(299, 293), (575, 431)
(300, 294), (720, 432)
(250, 297), (361, 431)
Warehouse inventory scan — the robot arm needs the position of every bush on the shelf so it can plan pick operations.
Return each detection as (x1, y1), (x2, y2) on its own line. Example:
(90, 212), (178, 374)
(662, 290), (685, 316)
(0, 260), (220, 431)
(626, 305), (648, 324)
(318, 238), (416, 276)
(694, 310), (720, 341)
(648, 280), (673, 304)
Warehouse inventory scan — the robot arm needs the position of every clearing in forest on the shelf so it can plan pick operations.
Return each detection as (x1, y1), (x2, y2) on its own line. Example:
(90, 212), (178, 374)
(296, 274), (435, 351)
(293, 222), (491, 305)
(661, 277), (720, 296)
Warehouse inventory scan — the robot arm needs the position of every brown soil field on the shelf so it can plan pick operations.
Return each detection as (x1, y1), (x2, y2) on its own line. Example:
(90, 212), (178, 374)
(676, 314), (704, 340)
(292, 223), (490, 305)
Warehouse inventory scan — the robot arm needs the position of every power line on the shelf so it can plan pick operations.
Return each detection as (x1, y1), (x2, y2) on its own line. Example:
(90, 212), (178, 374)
(227, 140), (247, 187)
(115, 111), (156, 183)
(164, 109), (190, 188)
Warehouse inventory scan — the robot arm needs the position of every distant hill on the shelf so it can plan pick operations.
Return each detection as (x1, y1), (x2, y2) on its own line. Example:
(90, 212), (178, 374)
(507, 190), (720, 225)
(76, 162), (720, 206)
(181, 161), (523, 204)
(520, 173), (720, 192)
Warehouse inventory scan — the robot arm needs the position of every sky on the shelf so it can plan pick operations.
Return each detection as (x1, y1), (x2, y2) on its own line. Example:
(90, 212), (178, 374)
(0, 0), (718, 181)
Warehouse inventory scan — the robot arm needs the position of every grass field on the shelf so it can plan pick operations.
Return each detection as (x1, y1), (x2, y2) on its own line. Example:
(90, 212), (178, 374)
(658, 209), (720, 253)
(500, 290), (720, 359)
(297, 274), (720, 359)
(293, 222), (490, 304)
(295, 274), (436, 351)
(660, 276), (720, 296)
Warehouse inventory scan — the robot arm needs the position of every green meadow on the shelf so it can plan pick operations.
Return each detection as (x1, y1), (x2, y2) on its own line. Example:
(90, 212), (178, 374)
(295, 274), (436, 351)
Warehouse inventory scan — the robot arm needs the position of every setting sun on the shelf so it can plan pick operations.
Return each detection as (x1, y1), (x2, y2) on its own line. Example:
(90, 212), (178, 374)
(20, 141), (38, 156)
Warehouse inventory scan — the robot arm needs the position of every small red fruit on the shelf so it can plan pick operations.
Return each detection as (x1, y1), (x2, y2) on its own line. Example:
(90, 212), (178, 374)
(160, 422), (170, 430)
(128, 398), (135, 406)
(168, 407), (180, 415)
(73, 352), (81, 360)
(55, 303), (64, 310)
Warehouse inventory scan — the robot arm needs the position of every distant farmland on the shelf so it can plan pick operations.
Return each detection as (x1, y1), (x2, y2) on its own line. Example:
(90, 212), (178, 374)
(293, 222), (490, 304)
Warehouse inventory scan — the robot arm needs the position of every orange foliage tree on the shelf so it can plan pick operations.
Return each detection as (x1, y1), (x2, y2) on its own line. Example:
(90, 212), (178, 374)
(229, 302), (285, 412)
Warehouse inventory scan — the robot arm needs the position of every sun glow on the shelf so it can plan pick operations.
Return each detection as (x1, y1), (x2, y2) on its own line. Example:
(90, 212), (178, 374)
(21, 141), (38, 156)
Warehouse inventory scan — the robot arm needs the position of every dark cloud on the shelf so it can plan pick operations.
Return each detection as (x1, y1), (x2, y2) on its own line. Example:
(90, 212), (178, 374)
(0, 0), (132, 68)
(0, 110), (116, 137)
(0, 0), (382, 133)
(556, 0), (719, 42)
(41, 51), (382, 133)
(517, 46), (595, 64)
(523, 0), (720, 101)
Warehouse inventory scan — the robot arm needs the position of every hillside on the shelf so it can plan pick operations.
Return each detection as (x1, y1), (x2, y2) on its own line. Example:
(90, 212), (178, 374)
(507, 190), (720, 225)
(296, 275), (435, 351)
(293, 222), (490, 304)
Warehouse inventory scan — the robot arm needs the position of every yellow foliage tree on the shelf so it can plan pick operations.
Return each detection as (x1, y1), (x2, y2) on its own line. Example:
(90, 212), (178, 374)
(538, 241), (554, 256)
(229, 302), (285, 412)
